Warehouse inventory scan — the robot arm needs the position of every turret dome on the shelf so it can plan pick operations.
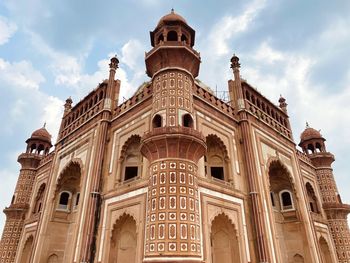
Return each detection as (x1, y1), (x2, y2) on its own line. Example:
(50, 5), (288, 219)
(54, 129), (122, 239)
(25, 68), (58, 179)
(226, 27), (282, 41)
(157, 9), (187, 27)
(30, 126), (52, 144)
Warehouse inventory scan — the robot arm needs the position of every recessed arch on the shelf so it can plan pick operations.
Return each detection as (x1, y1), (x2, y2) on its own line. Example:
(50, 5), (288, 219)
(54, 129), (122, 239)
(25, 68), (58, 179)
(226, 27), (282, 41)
(19, 235), (34, 263)
(120, 135), (142, 181)
(109, 213), (137, 263)
(205, 134), (229, 181)
(210, 213), (240, 263)
(152, 114), (162, 128)
(305, 182), (319, 213)
(319, 236), (332, 263)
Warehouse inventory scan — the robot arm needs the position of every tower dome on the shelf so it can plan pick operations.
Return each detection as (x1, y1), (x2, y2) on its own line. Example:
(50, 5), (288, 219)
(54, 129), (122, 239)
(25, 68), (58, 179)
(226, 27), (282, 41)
(299, 123), (326, 154)
(300, 126), (323, 142)
(157, 9), (187, 27)
(30, 127), (52, 144)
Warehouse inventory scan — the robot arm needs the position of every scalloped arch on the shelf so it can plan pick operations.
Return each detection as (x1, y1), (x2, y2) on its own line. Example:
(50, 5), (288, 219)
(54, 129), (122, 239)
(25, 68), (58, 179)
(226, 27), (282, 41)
(206, 134), (228, 158)
(120, 135), (142, 161)
(55, 158), (83, 195)
(209, 211), (238, 234)
(266, 157), (296, 192)
(111, 211), (138, 236)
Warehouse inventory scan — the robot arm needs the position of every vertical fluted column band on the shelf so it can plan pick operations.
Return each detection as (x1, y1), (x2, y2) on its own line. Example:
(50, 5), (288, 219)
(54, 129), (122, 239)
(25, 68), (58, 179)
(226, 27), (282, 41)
(144, 159), (201, 260)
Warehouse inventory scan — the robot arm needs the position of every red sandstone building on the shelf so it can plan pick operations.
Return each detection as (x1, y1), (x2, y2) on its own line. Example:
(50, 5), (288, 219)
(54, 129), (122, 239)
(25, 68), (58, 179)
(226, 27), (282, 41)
(0, 11), (349, 263)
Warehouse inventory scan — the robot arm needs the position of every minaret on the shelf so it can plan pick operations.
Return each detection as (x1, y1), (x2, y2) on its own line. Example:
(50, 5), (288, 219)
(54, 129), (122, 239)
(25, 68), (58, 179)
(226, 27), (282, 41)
(140, 10), (206, 262)
(299, 124), (350, 263)
(0, 126), (52, 263)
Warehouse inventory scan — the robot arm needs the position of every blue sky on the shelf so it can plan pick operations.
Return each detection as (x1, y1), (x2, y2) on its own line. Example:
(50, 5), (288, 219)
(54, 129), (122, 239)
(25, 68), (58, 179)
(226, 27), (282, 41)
(1, 0), (350, 232)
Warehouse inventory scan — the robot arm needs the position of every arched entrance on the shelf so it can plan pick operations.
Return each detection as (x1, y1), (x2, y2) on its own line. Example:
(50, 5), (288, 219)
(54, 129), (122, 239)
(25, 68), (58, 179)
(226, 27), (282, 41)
(20, 235), (33, 263)
(319, 237), (332, 263)
(210, 213), (240, 263)
(108, 214), (137, 263)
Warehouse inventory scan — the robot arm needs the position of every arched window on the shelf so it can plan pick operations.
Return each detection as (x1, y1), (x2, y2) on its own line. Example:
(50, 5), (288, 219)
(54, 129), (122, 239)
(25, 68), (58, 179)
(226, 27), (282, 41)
(167, 31), (178, 41)
(157, 34), (164, 44)
(121, 136), (142, 182)
(181, 34), (188, 44)
(306, 183), (319, 213)
(58, 191), (71, 210)
(38, 144), (45, 155)
(152, 114), (162, 128)
(33, 184), (46, 214)
(205, 135), (228, 181)
(30, 144), (36, 153)
(182, 114), (193, 128)
(307, 144), (314, 154)
(315, 142), (322, 152)
(279, 190), (294, 211)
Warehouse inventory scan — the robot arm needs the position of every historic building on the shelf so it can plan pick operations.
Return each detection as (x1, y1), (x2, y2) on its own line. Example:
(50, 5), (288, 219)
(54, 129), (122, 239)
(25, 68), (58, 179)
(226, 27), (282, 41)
(1, 10), (350, 263)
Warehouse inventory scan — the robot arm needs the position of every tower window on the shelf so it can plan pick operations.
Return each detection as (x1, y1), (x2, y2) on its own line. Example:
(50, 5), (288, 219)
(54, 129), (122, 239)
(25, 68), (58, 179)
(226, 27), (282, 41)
(58, 192), (70, 210)
(125, 167), (138, 181)
(157, 34), (164, 44)
(181, 34), (188, 44)
(152, 114), (162, 128)
(211, 167), (224, 180)
(280, 190), (294, 211)
(167, 31), (178, 41)
(183, 114), (193, 128)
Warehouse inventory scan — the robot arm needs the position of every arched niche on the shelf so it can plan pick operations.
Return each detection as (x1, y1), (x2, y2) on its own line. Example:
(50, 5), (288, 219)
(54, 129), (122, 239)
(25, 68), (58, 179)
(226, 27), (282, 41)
(210, 213), (240, 263)
(109, 214), (137, 263)
(268, 160), (296, 212)
(319, 236), (332, 263)
(120, 135), (142, 181)
(19, 235), (34, 263)
(55, 161), (82, 215)
(205, 134), (229, 181)
(305, 182), (319, 213)
(33, 183), (46, 214)
(47, 254), (58, 263)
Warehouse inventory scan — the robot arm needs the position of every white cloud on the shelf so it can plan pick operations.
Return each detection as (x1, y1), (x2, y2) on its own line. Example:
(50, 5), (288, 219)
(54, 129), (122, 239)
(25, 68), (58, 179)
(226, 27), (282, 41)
(0, 58), (45, 90)
(0, 16), (17, 45)
(121, 39), (144, 70)
(253, 42), (285, 64)
(208, 0), (266, 56)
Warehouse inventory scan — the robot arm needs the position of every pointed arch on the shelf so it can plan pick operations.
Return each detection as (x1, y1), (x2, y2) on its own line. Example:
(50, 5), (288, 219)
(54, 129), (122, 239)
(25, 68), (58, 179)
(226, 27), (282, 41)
(293, 253), (304, 262)
(109, 213), (137, 263)
(47, 254), (58, 263)
(19, 235), (34, 263)
(305, 182), (319, 213)
(205, 134), (229, 181)
(319, 236), (332, 263)
(33, 183), (46, 214)
(120, 135), (142, 181)
(210, 213), (241, 263)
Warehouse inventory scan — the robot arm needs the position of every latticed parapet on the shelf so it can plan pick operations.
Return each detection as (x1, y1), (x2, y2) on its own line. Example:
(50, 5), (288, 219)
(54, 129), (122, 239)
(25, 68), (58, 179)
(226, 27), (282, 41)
(141, 127), (206, 163)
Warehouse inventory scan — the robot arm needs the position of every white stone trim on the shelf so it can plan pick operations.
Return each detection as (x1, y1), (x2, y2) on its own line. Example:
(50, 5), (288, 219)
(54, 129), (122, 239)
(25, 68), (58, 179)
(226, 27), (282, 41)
(98, 187), (148, 262)
(143, 257), (202, 262)
(24, 222), (38, 229)
(198, 187), (251, 262)
(314, 222), (329, 230)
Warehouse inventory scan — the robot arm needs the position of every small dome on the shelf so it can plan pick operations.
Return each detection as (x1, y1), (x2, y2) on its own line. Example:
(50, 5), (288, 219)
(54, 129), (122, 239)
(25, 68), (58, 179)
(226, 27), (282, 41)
(30, 127), (52, 143)
(300, 124), (323, 142)
(157, 9), (187, 27)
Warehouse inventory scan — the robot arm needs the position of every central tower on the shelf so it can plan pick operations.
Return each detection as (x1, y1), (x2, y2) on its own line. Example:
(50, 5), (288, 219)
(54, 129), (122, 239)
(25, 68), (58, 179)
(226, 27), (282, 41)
(141, 10), (206, 263)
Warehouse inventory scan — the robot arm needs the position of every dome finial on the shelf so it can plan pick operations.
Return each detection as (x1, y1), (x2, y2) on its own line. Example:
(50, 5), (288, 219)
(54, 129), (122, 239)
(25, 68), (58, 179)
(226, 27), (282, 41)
(171, 8), (174, 13)
(43, 122), (46, 128)
(306, 122), (309, 128)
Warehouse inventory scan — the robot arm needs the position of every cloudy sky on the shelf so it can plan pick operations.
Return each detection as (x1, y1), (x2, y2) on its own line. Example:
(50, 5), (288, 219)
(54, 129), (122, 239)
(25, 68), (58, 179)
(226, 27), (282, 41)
(1, 0), (350, 232)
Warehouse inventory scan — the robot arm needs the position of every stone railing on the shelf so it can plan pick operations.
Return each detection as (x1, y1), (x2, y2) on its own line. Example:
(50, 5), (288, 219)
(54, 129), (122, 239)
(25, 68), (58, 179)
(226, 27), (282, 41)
(115, 84), (152, 116)
(296, 150), (313, 166)
(143, 126), (205, 141)
(59, 100), (104, 139)
(193, 85), (236, 119)
(246, 100), (292, 139)
(39, 151), (55, 166)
